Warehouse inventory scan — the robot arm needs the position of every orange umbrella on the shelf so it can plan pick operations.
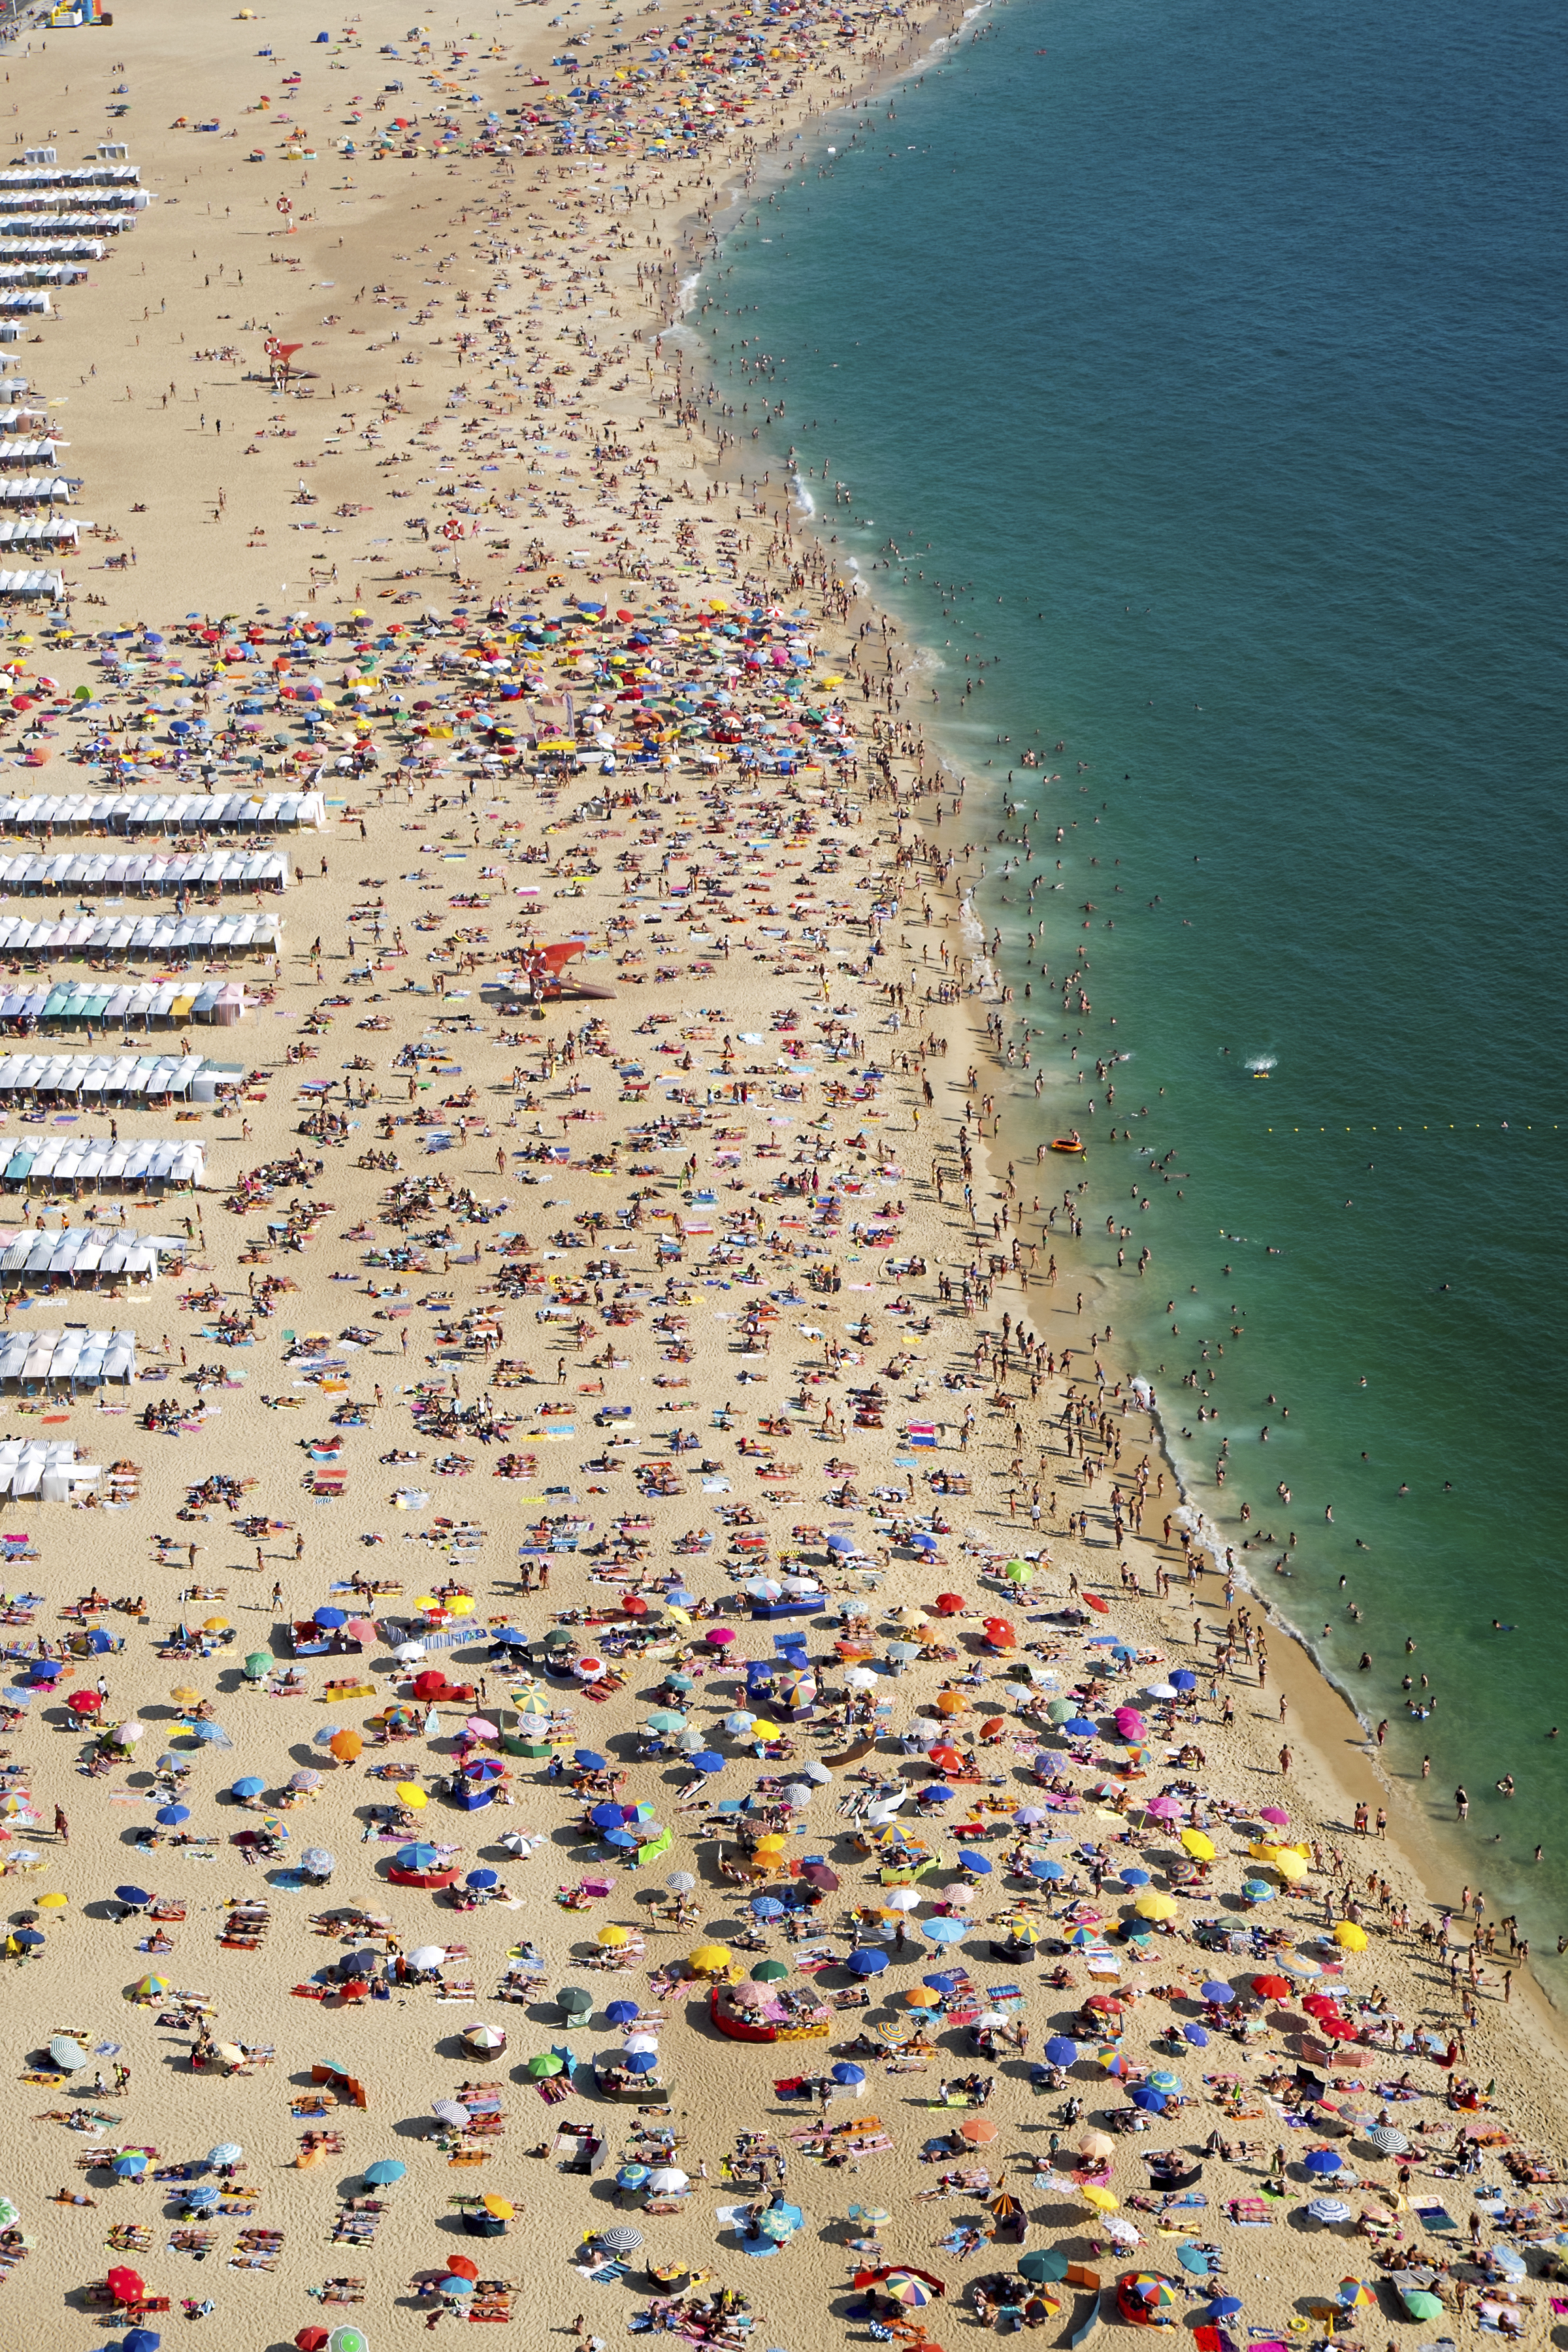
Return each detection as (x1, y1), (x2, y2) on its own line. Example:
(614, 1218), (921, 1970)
(959, 2117), (998, 2144)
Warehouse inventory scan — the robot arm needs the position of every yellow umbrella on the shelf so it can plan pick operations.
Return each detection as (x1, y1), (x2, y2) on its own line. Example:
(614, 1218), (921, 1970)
(169, 1685), (202, 1705)
(1134, 1891), (1178, 1921)
(1273, 1849), (1309, 1882)
(1080, 2183), (1119, 2212)
(689, 1943), (731, 1974)
(202, 1616), (229, 1633)
(749, 1720), (781, 1742)
(1333, 1921), (1368, 1952)
(482, 2194), (514, 2219)
(448, 1595), (474, 1617)
(1179, 1829), (1216, 1861)
(395, 1784), (427, 1809)
(597, 1924), (630, 1948)
(414, 1595), (438, 1612)
(37, 1890), (67, 1908)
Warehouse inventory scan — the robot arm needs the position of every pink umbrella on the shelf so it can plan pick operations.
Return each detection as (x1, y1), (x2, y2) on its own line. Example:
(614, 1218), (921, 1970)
(1258, 1805), (1290, 1826)
(1145, 1795), (1182, 1819)
(1113, 1709), (1145, 1736)
(705, 1628), (735, 1648)
(346, 1617), (377, 1644)
(465, 1716), (500, 1742)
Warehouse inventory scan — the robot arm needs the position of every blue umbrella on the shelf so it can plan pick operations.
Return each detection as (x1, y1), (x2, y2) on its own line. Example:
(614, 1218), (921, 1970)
(155, 1805), (189, 1825)
(1203, 2298), (1245, 2321)
(751, 1897), (786, 1919)
(830, 2063), (866, 2086)
(847, 1948), (889, 1975)
(1063, 1717), (1099, 1740)
(689, 1750), (725, 1774)
(491, 1627), (527, 1646)
(13, 1928), (42, 1947)
(605, 2000), (639, 2025)
(208, 2144), (243, 2166)
(1183, 2023), (1210, 2047)
(1170, 1670), (1197, 1692)
(114, 1885), (152, 1908)
(123, 2332), (161, 2352)
(1043, 2036), (1079, 2066)
(393, 1843), (440, 1870)
(604, 1827), (640, 1848)
(825, 1533), (855, 1554)
(465, 1869), (498, 1889)
(86, 1627), (114, 1653)
(623, 2049), (659, 2075)
(1303, 2149), (1342, 2176)
(440, 2276), (477, 2296)
(574, 1748), (607, 1769)
(923, 1972), (959, 1993)
(1119, 1868), (1151, 1887)
(956, 1850), (992, 1874)
(617, 2163), (651, 2190)
(589, 1801), (625, 1829)
(1030, 1857), (1065, 1880)
(113, 2153), (148, 2177)
(923, 1783), (953, 1802)
(183, 2183), (221, 2208)
(1130, 2086), (1167, 2114)
(189, 1722), (230, 1745)
(1200, 1981), (1237, 2004)
(923, 1918), (967, 1945)
(364, 2159), (406, 2185)
(231, 1776), (265, 1799)
(314, 1606), (348, 1629)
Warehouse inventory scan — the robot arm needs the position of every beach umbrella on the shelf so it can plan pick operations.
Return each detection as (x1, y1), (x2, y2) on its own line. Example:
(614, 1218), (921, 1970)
(1307, 2197), (1353, 2225)
(327, 2331), (370, 2352)
(1183, 2024), (1209, 2048)
(189, 1722), (230, 1746)
(831, 2062), (866, 2089)
(231, 1776), (265, 1800)
(1130, 2086), (1166, 2114)
(1258, 1805), (1290, 1826)
(291, 1771), (324, 1793)
(960, 2116), (999, 2145)
(557, 1985), (594, 2016)
(1334, 1921), (1369, 1951)
(687, 1944), (731, 1976)
(155, 1804), (189, 1826)
(525, 2053), (564, 2079)
(106, 2266), (146, 2302)
(847, 1947), (889, 1976)
(1303, 2149), (1343, 2176)
(1063, 1718), (1099, 1740)
(1179, 1829), (1216, 1861)
(113, 2153), (148, 2178)
(597, 2225), (645, 2253)
(623, 2034), (660, 2057)
(302, 1848), (336, 1876)
(466, 1868), (500, 1891)
(48, 2036), (88, 2070)
(123, 2332), (161, 2352)
(208, 2142), (244, 2166)
(1021, 2249), (1071, 2284)
(647, 2166), (688, 2194)
(1119, 1868), (1152, 1887)
(574, 1748), (606, 1770)
(1043, 2036), (1079, 2066)
(881, 2273), (936, 2307)
(407, 1944), (448, 1972)
(1200, 1981), (1235, 2004)
(1252, 1973), (1292, 2000)
(439, 2276), (476, 2297)
(1078, 2181), (1118, 2209)
(363, 2159), (406, 2185)
(923, 1917), (967, 1946)
(1202, 2296), (1245, 2321)
(624, 2051), (659, 2075)
(1169, 1671), (1197, 1691)
(1399, 2289), (1445, 2321)
(1147, 2070), (1183, 2093)
(1080, 2130), (1117, 2159)
(1364, 2125), (1409, 2155)
(752, 1959), (790, 1982)
(243, 1651), (272, 1681)
(433, 2099), (472, 2127)
(1134, 1891), (1177, 1921)
(131, 1972), (170, 2001)
(37, 1891), (67, 1911)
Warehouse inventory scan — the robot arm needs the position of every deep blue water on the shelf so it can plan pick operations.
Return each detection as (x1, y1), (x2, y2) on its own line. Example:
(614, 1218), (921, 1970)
(698, 0), (1568, 1964)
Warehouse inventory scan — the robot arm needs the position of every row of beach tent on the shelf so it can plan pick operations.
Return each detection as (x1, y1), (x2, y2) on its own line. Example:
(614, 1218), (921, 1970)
(0, 1437), (105, 1497)
(0, 1134), (204, 1190)
(0, 791), (326, 832)
(0, 1052), (231, 1101)
(0, 911), (280, 957)
(0, 849), (290, 892)
(0, 1224), (184, 1284)
(0, 1326), (135, 1388)
(0, 979), (251, 1028)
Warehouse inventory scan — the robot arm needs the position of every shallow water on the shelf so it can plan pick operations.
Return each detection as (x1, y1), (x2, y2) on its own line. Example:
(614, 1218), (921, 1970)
(698, 0), (1568, 1965)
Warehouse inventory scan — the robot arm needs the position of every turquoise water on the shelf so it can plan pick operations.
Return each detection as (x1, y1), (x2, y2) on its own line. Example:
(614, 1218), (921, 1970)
(698, 0), (1568, 1961)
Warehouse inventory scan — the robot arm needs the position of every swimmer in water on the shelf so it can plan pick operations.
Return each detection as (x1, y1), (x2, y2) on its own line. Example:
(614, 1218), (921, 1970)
(1492, 1620), (1516, 1633)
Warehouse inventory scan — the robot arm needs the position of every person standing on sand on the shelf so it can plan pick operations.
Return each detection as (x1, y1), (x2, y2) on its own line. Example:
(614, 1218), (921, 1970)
(53, 1805), (68, 1844)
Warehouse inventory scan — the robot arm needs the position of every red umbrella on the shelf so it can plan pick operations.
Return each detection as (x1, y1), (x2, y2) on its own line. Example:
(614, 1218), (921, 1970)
(444, 2256), (480, 2280)
(296, 2330), (331, 2352)
(67, 1690), (101, 1713)
(801, 1862), (839, 1891)
(1251, 1974), (1291, 2001)
(932, 1593), (966, 1616)
(622, 1596), (649, 1617)
(106, 2267), (145, 2303)
(412, 1670), (448, 1699)
(1085, 1593), (1110, 1614)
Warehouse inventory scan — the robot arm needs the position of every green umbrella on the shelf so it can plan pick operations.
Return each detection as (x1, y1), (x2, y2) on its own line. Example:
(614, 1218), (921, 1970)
(751, 1958), (790, 1982)
(556, 1985), (593, 2016)
(525, 2052), (565, 2079)
(645, 1710), (687, 1733)
(1020, 2249), (1071, 2283)
(243, 1652), (272, 1681)
(1047, 1698), (1078, 1725)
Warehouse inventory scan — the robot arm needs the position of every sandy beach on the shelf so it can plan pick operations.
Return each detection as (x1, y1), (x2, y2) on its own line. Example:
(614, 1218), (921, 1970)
(0, 1), (1556, 2349)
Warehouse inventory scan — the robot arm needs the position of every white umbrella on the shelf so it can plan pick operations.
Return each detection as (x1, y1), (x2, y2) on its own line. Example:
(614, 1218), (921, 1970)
(408, 1944), (446, 1972)
(623, 2033), (659, 2054)
(395, 1640), (426, 1662)
(883, 1887), (921, 1912)
(646, 2166), (687, 2195)
(431, 2099), (470, 2127)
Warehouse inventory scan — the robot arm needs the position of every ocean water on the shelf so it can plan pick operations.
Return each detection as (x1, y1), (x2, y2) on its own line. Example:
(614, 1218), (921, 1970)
(696, 0), (1568, 1963)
